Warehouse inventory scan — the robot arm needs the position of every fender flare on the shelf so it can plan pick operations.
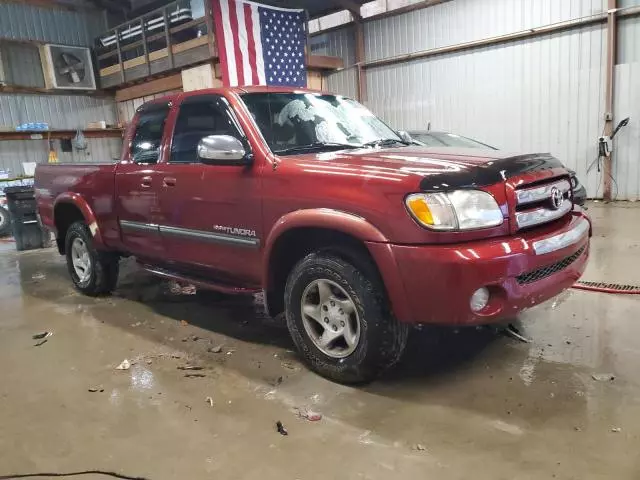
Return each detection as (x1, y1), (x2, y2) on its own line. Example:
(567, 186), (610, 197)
(262, 208), (412, 322)
(53, 193), (105, 248)
(263, 208), (389, 281)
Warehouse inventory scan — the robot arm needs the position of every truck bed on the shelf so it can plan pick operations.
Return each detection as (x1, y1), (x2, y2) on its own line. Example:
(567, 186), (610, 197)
(35, 163), (118, 238)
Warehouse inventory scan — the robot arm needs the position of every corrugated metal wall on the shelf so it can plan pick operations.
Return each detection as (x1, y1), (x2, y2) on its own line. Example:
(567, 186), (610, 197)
(0, 94), (121, 175)
(0, 95), (117, 129)
(0, 2), (106, 46)
(0, 3), (119, 176)
(310, 26), (359, 99)
(614, 14), (640, 200)
(322, 0), (640, 200)
(1, 44), (45, 87)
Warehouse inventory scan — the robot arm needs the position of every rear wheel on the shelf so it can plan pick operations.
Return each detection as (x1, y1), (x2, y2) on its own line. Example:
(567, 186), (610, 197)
(0, 206), (10, 237)
(285, 252), (408, 384)
(65, 221), (119, 296)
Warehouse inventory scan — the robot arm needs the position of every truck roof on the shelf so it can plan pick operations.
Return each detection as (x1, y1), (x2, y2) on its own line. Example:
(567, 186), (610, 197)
(142, 85), (327, 108)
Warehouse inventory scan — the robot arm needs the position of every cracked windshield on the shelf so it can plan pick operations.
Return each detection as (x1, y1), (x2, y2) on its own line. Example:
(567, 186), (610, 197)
(241, 92), (407, 155)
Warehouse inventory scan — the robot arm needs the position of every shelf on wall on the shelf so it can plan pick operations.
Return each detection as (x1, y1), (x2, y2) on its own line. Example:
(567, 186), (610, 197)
(0, 129), (124, 141)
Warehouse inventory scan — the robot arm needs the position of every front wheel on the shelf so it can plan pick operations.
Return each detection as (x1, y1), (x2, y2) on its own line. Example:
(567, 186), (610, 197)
(65, 221), (119, 296)
(285, 252), (408, 384)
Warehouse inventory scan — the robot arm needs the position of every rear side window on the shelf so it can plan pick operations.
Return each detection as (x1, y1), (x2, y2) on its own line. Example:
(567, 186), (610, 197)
(130, 105), (169, 164)
(170, 96), (243, 164)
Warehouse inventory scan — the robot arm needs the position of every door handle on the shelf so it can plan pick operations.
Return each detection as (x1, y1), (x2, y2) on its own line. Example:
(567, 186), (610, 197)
(141, 176), (152, 188)
(163, 177), (177, 187)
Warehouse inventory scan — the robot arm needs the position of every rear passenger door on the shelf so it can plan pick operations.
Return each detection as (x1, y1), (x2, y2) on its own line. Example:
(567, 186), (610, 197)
(156, 94), (263, 284)
(115, 102), (169, 259)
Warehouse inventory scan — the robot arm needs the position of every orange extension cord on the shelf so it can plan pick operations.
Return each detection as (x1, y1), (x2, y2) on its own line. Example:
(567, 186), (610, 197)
(572, 282), (640, 295)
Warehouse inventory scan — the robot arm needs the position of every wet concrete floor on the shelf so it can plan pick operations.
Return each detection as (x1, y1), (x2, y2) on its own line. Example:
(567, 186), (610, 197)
(1, 202), (639, 479)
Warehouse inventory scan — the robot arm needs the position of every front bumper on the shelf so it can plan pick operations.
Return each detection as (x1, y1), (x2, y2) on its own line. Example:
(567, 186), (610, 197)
(368, 211), (591, 325)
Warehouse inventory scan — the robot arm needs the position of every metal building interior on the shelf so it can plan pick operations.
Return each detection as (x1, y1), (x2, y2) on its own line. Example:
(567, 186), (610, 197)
(1, 0), (640, 479)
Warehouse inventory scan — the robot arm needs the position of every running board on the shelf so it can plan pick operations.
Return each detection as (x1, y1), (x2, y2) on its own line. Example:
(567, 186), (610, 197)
(138, 263), (261, 295)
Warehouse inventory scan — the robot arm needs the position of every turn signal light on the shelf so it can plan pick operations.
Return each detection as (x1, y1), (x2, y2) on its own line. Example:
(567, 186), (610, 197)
(406, 196), (434, 226)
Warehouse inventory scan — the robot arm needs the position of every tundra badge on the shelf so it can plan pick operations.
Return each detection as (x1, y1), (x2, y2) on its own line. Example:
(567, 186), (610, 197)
(214, 225), (257, 238)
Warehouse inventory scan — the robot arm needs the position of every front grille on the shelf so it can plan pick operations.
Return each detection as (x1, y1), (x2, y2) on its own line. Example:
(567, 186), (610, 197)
(514, 178), (572, 230)
(516, 245), (586, 285)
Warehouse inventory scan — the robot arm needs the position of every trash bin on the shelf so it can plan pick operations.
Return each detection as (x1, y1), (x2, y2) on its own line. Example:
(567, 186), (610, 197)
(4, 186), (46, 251)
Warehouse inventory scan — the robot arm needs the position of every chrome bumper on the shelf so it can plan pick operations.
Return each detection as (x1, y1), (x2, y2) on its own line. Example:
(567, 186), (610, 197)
(532, 217), (590, 255)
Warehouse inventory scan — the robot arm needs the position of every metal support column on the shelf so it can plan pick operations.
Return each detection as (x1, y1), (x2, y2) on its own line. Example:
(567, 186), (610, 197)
(354, 14), (366, 102)
(140, 15), (150, 77)
(114, 28), (125, 84)
(603, 0), (617, 201)
(163, 7), (174, 69)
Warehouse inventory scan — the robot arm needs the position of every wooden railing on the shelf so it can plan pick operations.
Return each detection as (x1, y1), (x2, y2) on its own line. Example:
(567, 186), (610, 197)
(95, 0), (215, 88)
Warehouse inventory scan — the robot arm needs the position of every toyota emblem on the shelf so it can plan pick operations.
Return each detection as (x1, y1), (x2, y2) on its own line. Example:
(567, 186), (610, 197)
(550, 187), (564, 210)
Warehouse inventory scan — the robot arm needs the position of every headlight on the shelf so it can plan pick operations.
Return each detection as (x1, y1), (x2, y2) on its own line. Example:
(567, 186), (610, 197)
(406, 190), (503, 231)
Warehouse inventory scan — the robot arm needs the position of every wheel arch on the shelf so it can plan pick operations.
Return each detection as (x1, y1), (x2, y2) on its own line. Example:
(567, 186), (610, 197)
(53, 193), (104, 254)
(262, 209), (408, 320)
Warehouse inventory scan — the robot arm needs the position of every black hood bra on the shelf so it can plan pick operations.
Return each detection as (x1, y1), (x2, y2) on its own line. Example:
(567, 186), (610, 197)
(419, 154), (564, 191)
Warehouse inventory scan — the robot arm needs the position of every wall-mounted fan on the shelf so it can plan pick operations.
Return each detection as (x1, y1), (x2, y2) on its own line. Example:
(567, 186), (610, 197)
(41, 44), (96, 90)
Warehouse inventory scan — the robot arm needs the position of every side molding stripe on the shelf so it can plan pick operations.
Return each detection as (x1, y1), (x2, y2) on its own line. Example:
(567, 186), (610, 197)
(119, 220), (260, 248)
(120, 220), (159, 233)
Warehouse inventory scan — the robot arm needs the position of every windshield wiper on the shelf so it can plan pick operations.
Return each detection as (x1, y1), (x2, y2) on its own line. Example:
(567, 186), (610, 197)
(362, 138), (410, 148)
(274, 142), (362, 155)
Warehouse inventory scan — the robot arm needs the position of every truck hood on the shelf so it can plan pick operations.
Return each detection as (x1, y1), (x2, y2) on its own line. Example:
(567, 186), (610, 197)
(295, 146), (564, 189)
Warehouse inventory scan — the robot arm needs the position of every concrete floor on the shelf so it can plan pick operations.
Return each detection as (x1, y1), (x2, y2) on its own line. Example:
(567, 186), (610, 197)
(1, 202), (640, 480)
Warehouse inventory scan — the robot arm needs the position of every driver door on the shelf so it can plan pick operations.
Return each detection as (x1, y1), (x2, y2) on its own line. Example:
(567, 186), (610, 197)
(156, 94), (263, 285)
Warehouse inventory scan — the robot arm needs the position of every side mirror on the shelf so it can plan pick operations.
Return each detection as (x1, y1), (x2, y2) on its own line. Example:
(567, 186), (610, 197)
(197, 135), (248, 165)
(397, 131), (413, 144)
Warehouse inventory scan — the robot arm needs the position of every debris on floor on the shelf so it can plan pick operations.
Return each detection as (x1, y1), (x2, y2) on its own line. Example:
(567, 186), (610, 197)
(358, 430), (373, 445)
(205, 396), (214, 407)
(270, 376), (283, 386)
(184, 373), (206, 378)
(208, 345), (223, 354)
(503, 323), (531, 343)
(281, 361), (298, 371)
(31, 272), (46, 280)
(413, 444), (427, 452)
(592, 373), (615, 382)
(116, 359), (131, 370)
(179, 320), (189, 326)
(177, 365), (203, 371)
(170, 281), (196, 295)
(611, 427), (622, 433)
(32, 331), (52, 340)
(276, 420), (288, 436)
(295, 407), (322, 422)
(88, 386), (105, 393)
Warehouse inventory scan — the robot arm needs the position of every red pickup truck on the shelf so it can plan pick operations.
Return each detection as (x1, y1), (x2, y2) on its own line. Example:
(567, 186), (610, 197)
(36, 86), (591, 383)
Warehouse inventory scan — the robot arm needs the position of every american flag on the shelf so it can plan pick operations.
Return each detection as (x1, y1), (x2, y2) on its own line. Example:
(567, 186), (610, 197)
(212, 0), (307, 87)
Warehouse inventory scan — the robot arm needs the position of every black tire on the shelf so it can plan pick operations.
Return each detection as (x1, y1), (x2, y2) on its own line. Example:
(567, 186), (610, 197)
(0, 206), (10, 237)
(65, 221), (119, 296)
(285, 252), (408, 384)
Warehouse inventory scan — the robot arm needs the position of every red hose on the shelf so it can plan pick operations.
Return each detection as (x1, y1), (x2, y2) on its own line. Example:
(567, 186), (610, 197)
(571, 284), (640, 294)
